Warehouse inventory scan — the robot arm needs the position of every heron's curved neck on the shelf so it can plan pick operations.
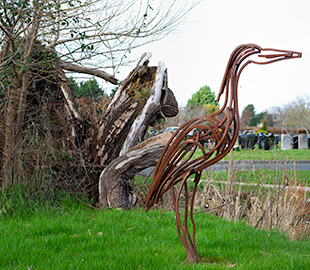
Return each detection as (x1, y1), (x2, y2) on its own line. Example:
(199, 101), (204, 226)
(213, 45), (260, 120)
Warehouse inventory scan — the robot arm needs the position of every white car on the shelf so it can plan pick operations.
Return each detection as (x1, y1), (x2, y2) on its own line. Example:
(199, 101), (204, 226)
(164, 127), (179, 133)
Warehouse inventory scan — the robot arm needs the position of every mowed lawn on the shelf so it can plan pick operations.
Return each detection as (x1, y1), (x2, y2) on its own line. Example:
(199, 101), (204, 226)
(186, 148), (310, 161)
(227, 148), (310, 161)
(0, 206), (309, 270)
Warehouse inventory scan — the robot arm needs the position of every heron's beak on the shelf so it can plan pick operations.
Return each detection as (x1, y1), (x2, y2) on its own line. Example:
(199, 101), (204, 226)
(258, 49), (302, 63)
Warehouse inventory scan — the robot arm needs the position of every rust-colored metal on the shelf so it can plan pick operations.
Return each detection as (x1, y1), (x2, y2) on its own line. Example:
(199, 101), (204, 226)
(145, 44), (301, 263)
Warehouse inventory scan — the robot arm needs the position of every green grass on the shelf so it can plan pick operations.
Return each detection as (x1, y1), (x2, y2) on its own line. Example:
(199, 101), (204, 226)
(228, 148), (310, 161)
(186, 148), (310, 161)
(0, 205), (309, 269)
(206, 169), (310, 186)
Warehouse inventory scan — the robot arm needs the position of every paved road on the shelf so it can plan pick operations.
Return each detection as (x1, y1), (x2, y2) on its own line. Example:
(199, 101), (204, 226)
(138, 160), (310, 176)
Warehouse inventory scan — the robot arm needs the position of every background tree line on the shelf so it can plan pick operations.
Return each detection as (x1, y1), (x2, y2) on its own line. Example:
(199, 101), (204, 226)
(269, 94), (310, 134)
(68, 77), (106, 100)
(68, 76), (309, 137)
(239, 95), (310, 134)
(161, 86), (310, 136)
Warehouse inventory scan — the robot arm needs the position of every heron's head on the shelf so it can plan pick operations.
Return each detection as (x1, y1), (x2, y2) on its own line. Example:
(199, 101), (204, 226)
(215, 44), (302, 103)
(255, 47), (302, 64)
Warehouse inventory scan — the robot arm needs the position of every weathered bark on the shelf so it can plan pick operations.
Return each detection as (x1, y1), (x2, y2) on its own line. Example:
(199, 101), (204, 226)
(120, 67), (178, 156)
(119, 61), (166, 155)
(99, 131), (173, 208)
(56, 64), (83, 121)
(92, 53), (156, 166)
(161, 86), (179, 117)
(60, 61), (118, 85)
(92, 53), (178, 167)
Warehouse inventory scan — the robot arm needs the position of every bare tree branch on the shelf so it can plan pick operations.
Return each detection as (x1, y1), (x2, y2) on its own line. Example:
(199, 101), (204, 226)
(60, 61), (118, 85)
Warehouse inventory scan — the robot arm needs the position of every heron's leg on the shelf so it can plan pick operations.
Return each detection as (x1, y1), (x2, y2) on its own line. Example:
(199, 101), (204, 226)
(188, 171), (202, 263)
(171, 172), (200, 263)
(171, 178), (193, 263)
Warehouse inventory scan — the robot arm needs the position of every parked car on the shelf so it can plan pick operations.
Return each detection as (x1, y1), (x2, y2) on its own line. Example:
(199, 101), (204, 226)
(164, 126), (179, 133)
(149, 130), (158, 137)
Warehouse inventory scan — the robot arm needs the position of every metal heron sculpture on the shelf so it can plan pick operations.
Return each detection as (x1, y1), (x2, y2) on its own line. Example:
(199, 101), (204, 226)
(145, 44), (301, 263)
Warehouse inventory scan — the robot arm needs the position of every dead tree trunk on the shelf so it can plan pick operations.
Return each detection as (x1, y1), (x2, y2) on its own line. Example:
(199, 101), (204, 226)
(96, 54), (178, 208)
(120, 61), (178, 155)
(91, 53), (178, 167)
(91, 53), (154, 166)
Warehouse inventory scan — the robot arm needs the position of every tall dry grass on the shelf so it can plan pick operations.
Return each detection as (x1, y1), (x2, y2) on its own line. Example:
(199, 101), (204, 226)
(133, 151), (310, 239)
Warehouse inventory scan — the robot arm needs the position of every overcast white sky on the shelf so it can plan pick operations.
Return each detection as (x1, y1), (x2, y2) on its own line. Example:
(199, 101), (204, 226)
(118, 0), (309, 114)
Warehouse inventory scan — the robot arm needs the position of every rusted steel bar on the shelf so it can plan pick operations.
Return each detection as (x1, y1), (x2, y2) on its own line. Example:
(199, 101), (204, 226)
(145, 44), (301, 263)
